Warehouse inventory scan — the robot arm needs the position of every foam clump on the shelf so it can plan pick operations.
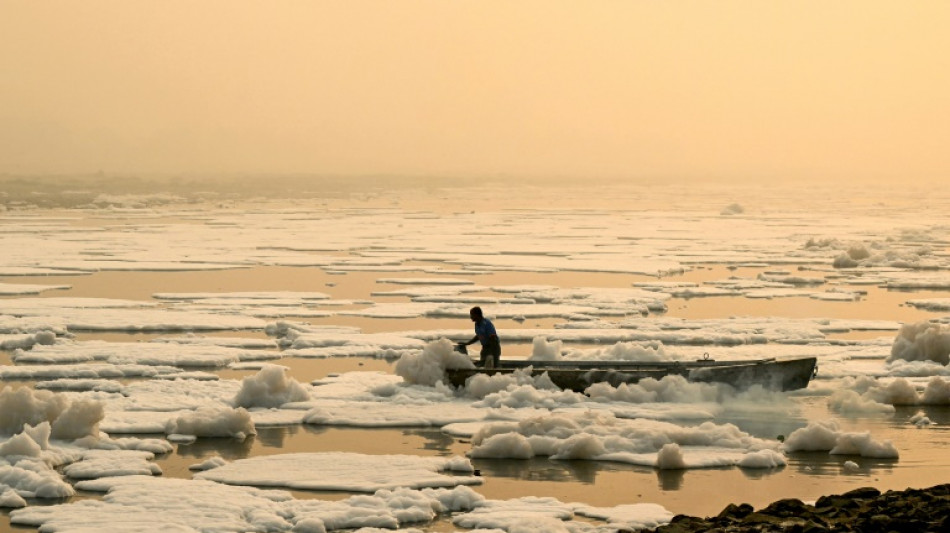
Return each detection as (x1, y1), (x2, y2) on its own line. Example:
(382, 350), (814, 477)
(782, 420), (898, 458)
(232, 365), (311, 408)
(888, 321), (950, 365)
(831, 242), (872, 268)
(0, 488), (28, 508)
(464, 367), (561, 400)
(921, 376), (950, 404)
(474, 382), (584, 409)
(528, 337), (563, 361)
(50, 400), (106, 440)
(189, 456), (228, 471)
(81, 435), (173, 455)
(6, 422), (52, 456)
(468, 432), (539, 460)
(62, 449), (162, 479)
(294, 485), (482, 531)
(910, 413), (933, 427)
(394, 339), (474, 387)
(0, 461), (76, 499)
(574, 502), (674, 531)
(0, 432), (44, 458)
(655, 443), (686, 469)
(829, 376), (950, 414)
(0, 386), (104, 440)
(468, 411), (781, 469)
(165, 406), (256, 440)
(0, 422), (76, 500)
(587, 375), (725, 404)
(0, 331), (56, 352)
(827, 389), (898, 414)
(559, 340), (674, 362)
(738, 449), (787, 469)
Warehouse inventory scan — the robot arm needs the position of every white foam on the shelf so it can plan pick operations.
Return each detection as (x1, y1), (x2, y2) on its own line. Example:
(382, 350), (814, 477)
(783, 420), (898, 458)
(0, 488), (27, 508)
(164, 406), (255, 439)
(467, 411), (782, 469)
(0, 297), (266, 331)
(195, 452), (480, 492)
(828, 376), (950, 413)
(0, 363), (182, 380)
(574, 502), (674, 530)
(0, 459), (75, 500)
(394, 338), (474, 387)
(189, 456), (228, 471)
(10, 476), (292, 531)
(14, 339), (276, 368)
(62, 450), (162, 479)
(451, 496), (574, 531)
(0, 331), (56, 351)
(1, 182), (949, 526)
(9, 474), (494, 532)
(232, 365), (311, 408)
(0, 387), (104, 439)
(889, 321), (950, 365)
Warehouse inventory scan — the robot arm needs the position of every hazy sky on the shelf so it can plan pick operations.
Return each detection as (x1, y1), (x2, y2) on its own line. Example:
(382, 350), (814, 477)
(1, 1), (948, 182)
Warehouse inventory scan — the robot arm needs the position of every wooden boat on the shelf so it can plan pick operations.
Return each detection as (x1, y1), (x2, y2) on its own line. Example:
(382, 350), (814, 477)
(444, 356), (818, 392)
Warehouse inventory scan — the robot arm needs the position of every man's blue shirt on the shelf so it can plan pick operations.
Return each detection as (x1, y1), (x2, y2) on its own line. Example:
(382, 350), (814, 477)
(474, 318), (497, 345)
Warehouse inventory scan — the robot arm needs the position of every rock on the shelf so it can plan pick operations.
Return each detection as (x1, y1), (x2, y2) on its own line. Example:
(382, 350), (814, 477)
(717, 502), (754, 520)
(739, 511), (787, 525)
(644, 483), (950, 533)
(801, 520), (831, 533)
(760, 498), (811, 518)
(840, 486), (881, 500)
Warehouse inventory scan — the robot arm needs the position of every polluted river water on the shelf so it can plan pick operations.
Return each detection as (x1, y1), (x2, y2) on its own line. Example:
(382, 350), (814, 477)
(1, 179), (949, 532)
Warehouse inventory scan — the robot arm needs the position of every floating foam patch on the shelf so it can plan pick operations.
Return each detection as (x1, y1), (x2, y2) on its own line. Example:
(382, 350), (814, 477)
(195, 452), (480, 492)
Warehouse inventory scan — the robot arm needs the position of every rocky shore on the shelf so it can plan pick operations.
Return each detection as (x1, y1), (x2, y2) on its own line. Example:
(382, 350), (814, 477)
(639, 484), (950, 533)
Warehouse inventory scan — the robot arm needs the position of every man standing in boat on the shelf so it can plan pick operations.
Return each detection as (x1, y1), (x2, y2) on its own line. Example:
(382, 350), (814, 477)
(462, 306), (501, 369)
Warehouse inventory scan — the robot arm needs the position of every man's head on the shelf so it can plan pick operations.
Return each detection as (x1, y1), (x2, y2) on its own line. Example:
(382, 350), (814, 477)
(469, 306), (483, 322)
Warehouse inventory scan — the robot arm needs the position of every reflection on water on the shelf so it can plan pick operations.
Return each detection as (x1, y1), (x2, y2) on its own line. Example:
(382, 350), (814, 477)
(715, 410), (809, 442)
(895, 405), (950, 426)
(166, 425), (470, 465)
(115, 406), (950, 522)
(656, 468), (686, 491)
(404, 428), (459, 456)
(473, 457), (602, 485)
(2, 234), (950, 528)
(787, 451), (899, 478)
(174, 434), (257, 461)
(255, 427), (288, 449)
(738, 465), (784, 481)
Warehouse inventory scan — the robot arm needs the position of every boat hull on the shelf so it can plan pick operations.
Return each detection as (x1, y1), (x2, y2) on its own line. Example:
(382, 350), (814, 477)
(444, 357), (817, 392)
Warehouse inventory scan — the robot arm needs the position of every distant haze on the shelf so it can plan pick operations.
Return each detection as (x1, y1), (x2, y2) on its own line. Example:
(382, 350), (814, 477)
(1, 1), (948, 183)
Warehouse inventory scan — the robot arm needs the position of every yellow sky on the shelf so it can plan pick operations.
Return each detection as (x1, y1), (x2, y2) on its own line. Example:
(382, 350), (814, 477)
(1, 1), (948, 182)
